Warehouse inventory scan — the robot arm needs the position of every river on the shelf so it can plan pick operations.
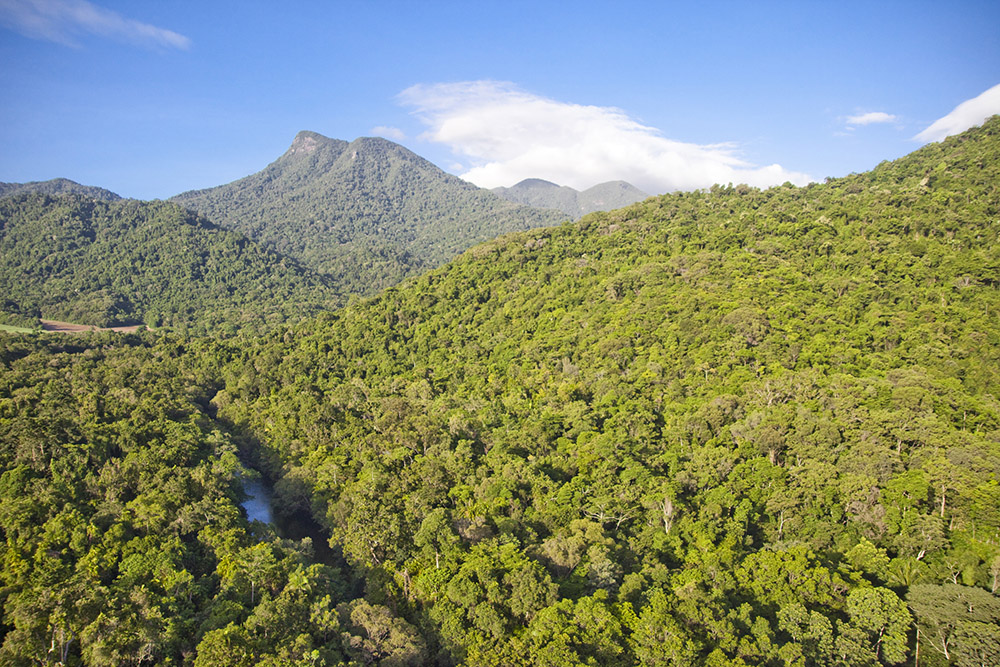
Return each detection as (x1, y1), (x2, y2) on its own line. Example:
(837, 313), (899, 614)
(239, 474), (338, 565)
(241, 476), (274, 524)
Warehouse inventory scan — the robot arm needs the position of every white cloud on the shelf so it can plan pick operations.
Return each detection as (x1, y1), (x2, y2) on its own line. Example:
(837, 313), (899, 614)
(915, 83), (1000, 143)
(0, 0), (190, 49)
(399, 81), (811, 194)
(371, 125), (406, 141)
(845, 111), (897, 126)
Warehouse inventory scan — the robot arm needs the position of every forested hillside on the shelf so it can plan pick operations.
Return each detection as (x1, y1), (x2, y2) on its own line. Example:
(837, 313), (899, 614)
(492, 178), (649, 218)
(0, 333), (384, 666)
(172, 131), (566, 296)
(217, 117), (1000, 665)
(0, 178), (121, 201)
(0, 194), (339, 332)
(0, 118), (999, 666)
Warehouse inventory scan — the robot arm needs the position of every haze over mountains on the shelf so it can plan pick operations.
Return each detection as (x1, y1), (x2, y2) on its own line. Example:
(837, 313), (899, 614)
(492, 178), (649, 217)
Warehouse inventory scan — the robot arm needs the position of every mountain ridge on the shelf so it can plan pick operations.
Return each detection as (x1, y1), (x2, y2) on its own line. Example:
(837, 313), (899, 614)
(172, 131), (567, 296)
(0, 177), (121, 201)
(214, 116), (1000, 665)
(492, 177), (648, 217)
(1, 119), (999, 666)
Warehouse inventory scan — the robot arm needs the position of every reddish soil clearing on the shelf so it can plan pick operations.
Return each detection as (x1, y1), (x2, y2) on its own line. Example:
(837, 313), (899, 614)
(40, 319), (144, 334)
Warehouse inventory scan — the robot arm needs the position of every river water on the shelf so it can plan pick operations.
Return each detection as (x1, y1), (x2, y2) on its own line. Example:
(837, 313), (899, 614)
(241, 477), (275, 524)
(239, 475), (338, 565)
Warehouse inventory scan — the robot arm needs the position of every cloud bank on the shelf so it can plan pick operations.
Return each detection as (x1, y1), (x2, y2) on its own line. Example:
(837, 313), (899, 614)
(399, 81), (811, 194)
(0, 0), (190, 49)
(845, 111), (897, 126)
(916, 83), (1000, 143)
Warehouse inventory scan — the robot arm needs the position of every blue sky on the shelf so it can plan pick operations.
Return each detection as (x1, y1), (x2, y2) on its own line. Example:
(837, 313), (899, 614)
(1, 0), (998, 199)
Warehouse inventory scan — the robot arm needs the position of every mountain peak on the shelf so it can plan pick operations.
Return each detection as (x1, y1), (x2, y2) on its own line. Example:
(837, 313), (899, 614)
(287, 130), (331, 156)
(171, 133), (565, 294)
(0, 177), (121, 201)
(282, 133), (415, 164)
(512, 178), (561, 189)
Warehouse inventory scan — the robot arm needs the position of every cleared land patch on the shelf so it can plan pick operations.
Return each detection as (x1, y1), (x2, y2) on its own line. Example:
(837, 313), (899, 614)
(40, 319), (144, 334)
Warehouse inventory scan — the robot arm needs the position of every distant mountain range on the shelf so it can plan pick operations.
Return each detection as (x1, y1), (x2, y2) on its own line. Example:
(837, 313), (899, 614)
(0, 177), (121, 201)
(492, 178), (648, 217)
(171, 131), (567, 296)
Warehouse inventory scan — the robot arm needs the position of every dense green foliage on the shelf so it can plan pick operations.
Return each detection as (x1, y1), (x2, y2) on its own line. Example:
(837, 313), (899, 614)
(493, 178), (649, 218)
(1, 118), (999, 665)
(0, 178), (121, 202)
(0, 194), (339, 332)
(215, 118), (1000, 665)
(0, 334), (428, 666)
(172, 132), (566, 296)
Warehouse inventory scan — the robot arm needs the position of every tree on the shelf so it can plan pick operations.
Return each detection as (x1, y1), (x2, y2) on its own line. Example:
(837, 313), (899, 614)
(907, 583), (1000, 663)
(519, 592), (630, 667)
(193, 624), (255, 667)
(338, 599), (428, 667)
(413, 507), (461, 569)
(845, 538), (890, 583)
(629, 588), (701, 666)
(951, 620), (1000, 667)
(841, 587), (910, 665)
(776, 602), (835, 665)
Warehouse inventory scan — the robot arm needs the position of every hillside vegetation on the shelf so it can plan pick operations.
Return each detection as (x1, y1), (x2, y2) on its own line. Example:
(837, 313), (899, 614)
(0, 332), (373, 666)
(217, 117), (1000, 665)
(0, 194), (339, 332)
(0, 134), (565, 333)
(0, 119), (998, 666)
(0, 178), (121, 201)
(173, 132), (566, 296)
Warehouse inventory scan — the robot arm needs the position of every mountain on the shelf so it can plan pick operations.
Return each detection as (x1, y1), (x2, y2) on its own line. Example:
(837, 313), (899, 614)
(492, 177), (648, 217)
(172, 131), (567, 296)
(3, 119), (1000, 666)
(0, 177), (121, 201)
(0, 193), (338, 332)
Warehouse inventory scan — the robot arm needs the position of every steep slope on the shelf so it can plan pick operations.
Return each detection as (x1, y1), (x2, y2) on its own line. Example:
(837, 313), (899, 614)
(492, 177), (648, 217)
(215, 118), (1000, 664)
(172, 132), (566, 295)
(0, 193), (338, 331)
(0, 177), (121, 201)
